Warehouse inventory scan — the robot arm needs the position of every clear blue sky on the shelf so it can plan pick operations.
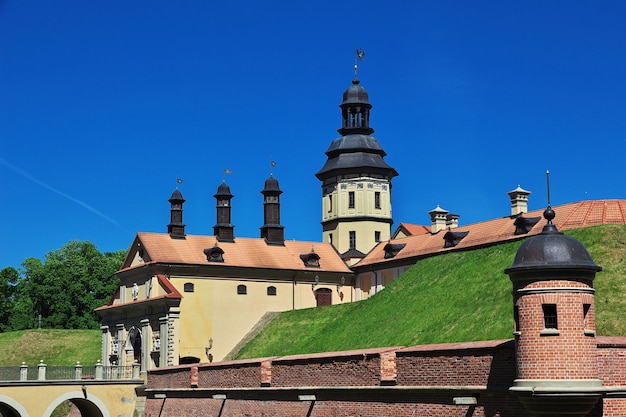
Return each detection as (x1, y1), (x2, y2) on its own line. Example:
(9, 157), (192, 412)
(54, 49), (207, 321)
(2, 1), (626, 270)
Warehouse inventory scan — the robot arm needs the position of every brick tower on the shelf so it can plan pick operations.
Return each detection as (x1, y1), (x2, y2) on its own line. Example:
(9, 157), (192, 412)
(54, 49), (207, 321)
(505, 205), (603, 416)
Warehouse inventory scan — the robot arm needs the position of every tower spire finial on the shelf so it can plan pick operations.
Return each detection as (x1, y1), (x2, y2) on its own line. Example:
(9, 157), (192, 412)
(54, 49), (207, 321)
(542, 170), (559, 233)
(354, 48), (365, 78)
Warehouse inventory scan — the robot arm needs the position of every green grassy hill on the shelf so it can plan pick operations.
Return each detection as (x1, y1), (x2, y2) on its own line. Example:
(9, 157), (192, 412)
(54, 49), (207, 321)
(0, 329), (101, 366)
(235, 225), (626, 359)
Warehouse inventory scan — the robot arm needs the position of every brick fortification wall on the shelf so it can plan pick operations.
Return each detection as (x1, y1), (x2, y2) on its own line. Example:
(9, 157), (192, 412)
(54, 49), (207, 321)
(144, 338), (626, 417)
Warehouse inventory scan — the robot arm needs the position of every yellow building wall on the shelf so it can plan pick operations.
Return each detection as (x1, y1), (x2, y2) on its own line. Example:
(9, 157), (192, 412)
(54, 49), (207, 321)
(322, 177), (392, 256)
(171, 277), (353, 363)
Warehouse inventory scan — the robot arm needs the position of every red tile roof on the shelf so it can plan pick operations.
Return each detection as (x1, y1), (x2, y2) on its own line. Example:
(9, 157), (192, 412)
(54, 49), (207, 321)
(394, 223), (431, 237)
(356, 200), (626, 268)
(121, 233), (352, 274)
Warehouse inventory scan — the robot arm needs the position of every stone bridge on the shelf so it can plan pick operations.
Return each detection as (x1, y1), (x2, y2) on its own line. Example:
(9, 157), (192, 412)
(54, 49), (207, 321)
(0, 363), (144, 417)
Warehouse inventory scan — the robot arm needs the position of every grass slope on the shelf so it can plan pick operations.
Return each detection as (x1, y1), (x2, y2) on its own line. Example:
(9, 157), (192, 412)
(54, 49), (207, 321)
(0, 329), (101, 366)
(236, 225), (626, 359)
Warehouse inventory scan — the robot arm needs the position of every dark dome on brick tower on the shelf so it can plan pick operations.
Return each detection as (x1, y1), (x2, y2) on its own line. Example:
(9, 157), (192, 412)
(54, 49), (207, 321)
(505, 203), (603, 417)
(315, 58), (398, 262)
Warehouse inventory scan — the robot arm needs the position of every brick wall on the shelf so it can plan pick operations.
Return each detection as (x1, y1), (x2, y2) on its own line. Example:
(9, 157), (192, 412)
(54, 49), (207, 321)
(143, 338), (626, 417)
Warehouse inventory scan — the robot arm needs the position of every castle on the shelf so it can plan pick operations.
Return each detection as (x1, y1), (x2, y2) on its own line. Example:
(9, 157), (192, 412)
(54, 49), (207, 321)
(96, 72), (626, 416)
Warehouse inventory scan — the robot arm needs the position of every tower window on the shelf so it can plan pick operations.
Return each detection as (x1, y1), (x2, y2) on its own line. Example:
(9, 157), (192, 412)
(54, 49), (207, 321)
(542, 304), (558, 329)
(237, 284), (247, 295)
(374, 231), (381, 242)
(349, 192), (355, 209)
(267, 286), (277, 296)
(329, 233), (333, 244)
(349, 231), (356, 250)
(514, 305), (520, 334)
(184, 282), (194, 293)
(328, 194), (333, 212)
(375, 192), (381, 209)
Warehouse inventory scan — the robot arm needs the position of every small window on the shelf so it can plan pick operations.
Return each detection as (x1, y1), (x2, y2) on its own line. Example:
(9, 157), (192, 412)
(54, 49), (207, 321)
(514, 305), (520, 333)
(375, 192), (381, 209)
(328, 194), (333, 212)
(267, 286), (277, 296)
(329, 233), (333, 245)
(237, 284), (247, 295)
(348, 191), (355, 209)
(184, 282), (194, 293)
(349, 231), (356, 250)
(543, 304), (558, 329)
(374, 231), (381, 243)
(583, 303), (591, 328)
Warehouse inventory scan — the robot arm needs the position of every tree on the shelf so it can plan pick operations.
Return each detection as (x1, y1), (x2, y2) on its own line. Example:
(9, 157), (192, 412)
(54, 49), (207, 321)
(0, 267), (18, 331)
(4, 241), (126, 330)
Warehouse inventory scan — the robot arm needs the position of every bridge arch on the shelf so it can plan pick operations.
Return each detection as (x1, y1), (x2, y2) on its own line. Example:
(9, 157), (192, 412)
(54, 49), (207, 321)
(43, 391), (110, 417)
(0, 394), (29, 417)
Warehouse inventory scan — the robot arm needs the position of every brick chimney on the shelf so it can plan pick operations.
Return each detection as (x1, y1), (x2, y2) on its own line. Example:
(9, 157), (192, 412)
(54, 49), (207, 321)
(508, 185), (531, 216)
(213, 182), (235, 242)
(167, 188), (186, 239)
(260, 175), (285, 245)
(428, 205), (449, 234)
(446, 213), (460, 229)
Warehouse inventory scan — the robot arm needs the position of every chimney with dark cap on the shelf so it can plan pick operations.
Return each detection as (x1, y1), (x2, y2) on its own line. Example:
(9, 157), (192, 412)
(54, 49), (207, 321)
(167, 188), (186, 239)
(213, 181), (235, 242)
(260, 175), (285, 245)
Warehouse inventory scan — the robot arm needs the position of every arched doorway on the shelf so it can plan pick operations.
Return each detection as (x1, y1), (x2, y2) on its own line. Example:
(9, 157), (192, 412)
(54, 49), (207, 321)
(315, 288), (332, 306)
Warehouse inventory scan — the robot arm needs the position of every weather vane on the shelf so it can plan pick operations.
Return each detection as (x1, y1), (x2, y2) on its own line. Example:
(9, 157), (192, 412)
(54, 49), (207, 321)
(354, 48), (365, 77)
(176, 178), (183, 188)
(270, 160), (277, 176)
(223, 169), (232, 182)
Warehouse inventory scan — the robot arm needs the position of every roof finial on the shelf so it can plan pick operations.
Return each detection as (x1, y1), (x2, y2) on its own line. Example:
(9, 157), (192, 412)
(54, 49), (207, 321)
(176, 178), (183, 189)
(354, 48), (365, 79)
(542, 170), (559, 234)
(222, 169), (232, 183)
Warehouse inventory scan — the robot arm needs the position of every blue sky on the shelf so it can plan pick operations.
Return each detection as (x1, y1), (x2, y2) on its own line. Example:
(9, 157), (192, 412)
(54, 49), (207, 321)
(1, 1), (625, 269)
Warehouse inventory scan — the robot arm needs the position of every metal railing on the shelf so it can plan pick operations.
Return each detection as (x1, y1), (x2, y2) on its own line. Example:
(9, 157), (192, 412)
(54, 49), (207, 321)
(0, 361), (140, 381)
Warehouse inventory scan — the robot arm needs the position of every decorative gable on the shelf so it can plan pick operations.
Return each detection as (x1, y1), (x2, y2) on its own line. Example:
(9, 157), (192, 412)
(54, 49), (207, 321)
(204, 245), (225, 263)
(443, 230), (469, 248)
(513, 216), (541, 235)
(383, 243), (406, 259)
(300, 250), (321, 268)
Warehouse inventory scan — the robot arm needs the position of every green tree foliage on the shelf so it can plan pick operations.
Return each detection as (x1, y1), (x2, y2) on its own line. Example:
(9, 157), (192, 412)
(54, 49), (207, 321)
(0, 267), (18, 331)
(2, 241), (126, 331)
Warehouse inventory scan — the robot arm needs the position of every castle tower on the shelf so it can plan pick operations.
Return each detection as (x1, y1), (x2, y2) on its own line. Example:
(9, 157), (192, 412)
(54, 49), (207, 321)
(260, 175), (285, 245)
(213, 181), (235, 242)
(315, 75), (398, 264)
(505, 205), (603, 416)
(167, 188), (186, 239)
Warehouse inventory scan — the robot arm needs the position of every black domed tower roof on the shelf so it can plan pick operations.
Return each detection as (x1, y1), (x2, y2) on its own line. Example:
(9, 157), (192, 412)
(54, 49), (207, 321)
(506, 206), (601, 275)
(316, 77), (398, 181)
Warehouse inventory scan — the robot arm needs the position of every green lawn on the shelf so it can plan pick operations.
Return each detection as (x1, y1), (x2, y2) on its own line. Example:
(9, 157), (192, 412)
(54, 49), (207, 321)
(0, 329), (101, 366)
(235, 225), (626, 359)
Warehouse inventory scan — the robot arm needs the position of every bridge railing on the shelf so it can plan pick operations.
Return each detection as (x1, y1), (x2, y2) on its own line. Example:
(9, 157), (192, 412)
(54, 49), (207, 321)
(0, 361), (140, 381)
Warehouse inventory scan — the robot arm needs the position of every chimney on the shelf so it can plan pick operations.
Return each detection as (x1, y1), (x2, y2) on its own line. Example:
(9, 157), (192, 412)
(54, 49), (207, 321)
(428, 205), (449, 233)
(446, 213), (460, 229)
(213, 182), (235, 242)
(167, 188), (186, 239)
(260, 175), (285, 245)
(508, 185), (531, 216)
